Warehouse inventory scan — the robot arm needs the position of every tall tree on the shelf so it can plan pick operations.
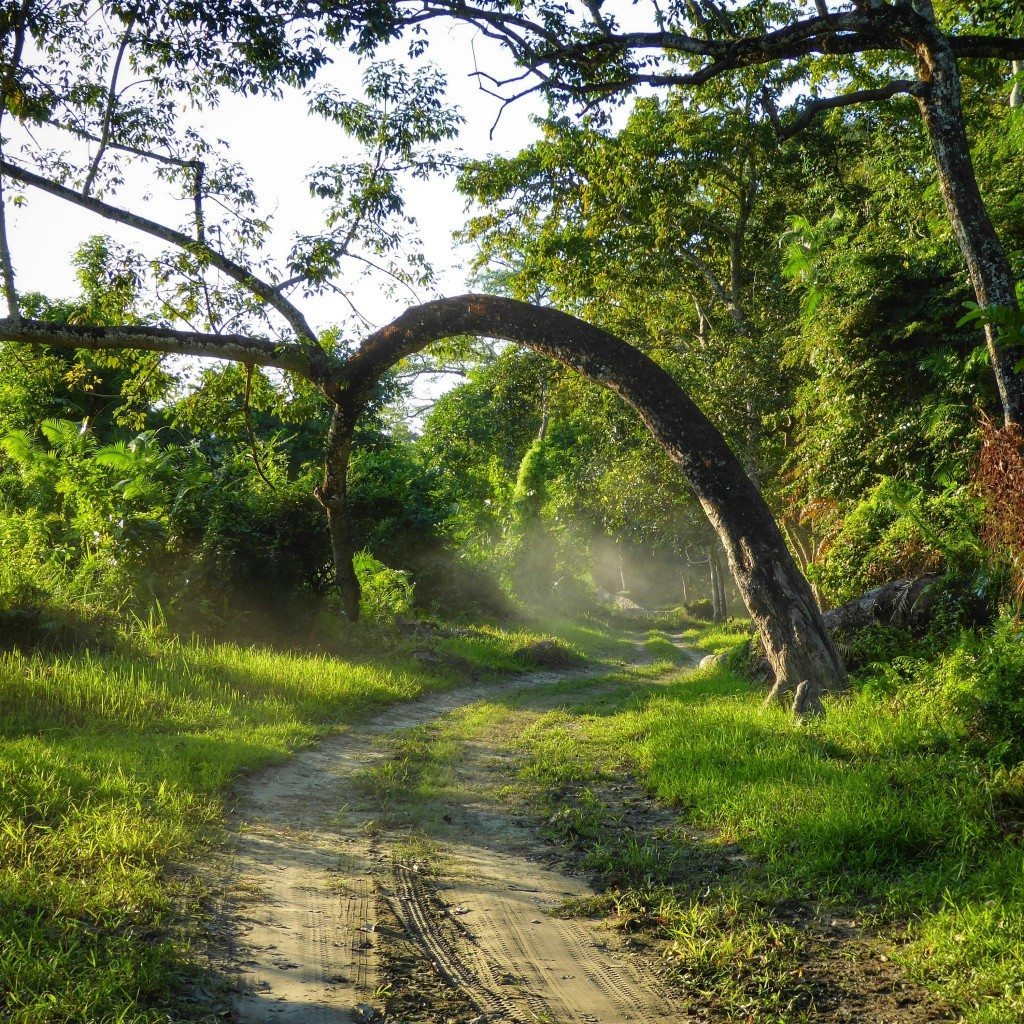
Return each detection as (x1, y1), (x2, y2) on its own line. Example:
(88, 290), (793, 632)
(384, 0), (1024, 425)
(457, 90), (795, 488)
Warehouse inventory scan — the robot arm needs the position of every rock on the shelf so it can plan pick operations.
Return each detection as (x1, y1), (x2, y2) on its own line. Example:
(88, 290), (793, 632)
(698, 654), (721, 670)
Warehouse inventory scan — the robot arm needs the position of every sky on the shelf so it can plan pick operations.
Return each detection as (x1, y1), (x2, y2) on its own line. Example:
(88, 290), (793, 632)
(4, 19), (548, 342)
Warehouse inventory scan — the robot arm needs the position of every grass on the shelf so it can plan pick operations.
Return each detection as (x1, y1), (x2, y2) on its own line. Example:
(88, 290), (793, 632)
(500, 626), (1024, 1023)
(677, 617), (753, 655)
(353, 620), (1024, 1022)
(14, 609), (1019, 1022)
(0, 614), (594, 1024)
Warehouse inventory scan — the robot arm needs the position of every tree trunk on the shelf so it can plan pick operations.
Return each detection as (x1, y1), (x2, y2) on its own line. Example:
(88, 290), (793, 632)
(709, 544), (727, 621)
(315, 403), (361, 622)
(916, 37), (1024, 427)
(345, 295), (847, 714)
(707, 547), (719, 618)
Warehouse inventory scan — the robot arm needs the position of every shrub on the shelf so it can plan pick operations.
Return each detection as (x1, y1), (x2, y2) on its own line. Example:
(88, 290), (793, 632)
(974, 417), (1024, 608)
(353, 551), (415, 623)
(810, 478), (984, 605)
(406, 548), (516, 619)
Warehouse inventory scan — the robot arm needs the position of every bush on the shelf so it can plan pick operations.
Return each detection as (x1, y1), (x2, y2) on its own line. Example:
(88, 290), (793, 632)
(811, 478), (984, 606)
(0, 515), (115, 650)
(684, 599), (714, 620)
(856, 617), (1024, 764)
(353, 551), (415, 623)
(406, 548), (516, 619)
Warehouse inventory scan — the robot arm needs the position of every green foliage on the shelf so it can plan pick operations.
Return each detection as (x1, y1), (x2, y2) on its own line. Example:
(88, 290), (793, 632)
(0, 416), (332, 640)
(293, 61), (463, 295)
(867, 619), (1024, 764)
(958, 301), (1024, 372)
(810, 479), (984, 606)
(353, 551), (414, 623)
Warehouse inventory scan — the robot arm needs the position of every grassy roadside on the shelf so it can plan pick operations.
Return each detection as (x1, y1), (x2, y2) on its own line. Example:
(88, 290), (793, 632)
(0, 613), (612, 1024)
(362, 620), (1024, 1024)
(515, 625), (1024, 1024)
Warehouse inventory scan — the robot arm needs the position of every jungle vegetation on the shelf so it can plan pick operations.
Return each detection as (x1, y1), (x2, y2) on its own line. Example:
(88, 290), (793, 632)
(2, 2), (1024, 1020)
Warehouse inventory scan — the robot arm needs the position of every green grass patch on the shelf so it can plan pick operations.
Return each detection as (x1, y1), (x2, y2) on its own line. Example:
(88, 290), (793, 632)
(0, 616), (587, 1023)
(643, 629), (694, 665)
(542, 616), (642, 662)
(679, 618), (753, 655)
(509, 655), (1024, 1023)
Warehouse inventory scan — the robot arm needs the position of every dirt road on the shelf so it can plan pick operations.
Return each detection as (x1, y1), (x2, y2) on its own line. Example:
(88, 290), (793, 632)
(221, 658), (684, 1023)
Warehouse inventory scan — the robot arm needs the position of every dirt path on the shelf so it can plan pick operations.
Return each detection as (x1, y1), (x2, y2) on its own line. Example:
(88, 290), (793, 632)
(222, 655), (685, 1023)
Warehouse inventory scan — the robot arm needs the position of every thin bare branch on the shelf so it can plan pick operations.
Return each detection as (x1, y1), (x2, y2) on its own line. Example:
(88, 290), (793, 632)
(0, 157), (320, 348)
(193, 160), (206, 245)
(676, 247), (744, 330)
(48, 120), (201, 171)
(779, 80), (925, 138)
(82, 15), (135, 197)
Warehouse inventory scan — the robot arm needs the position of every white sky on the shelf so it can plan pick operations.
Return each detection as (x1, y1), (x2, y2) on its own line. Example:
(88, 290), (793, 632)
(5, 20), (547, 340)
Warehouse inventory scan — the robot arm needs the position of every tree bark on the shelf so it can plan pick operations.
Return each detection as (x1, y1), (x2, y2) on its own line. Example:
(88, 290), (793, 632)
(915, 36), (1024, 427)
(315, 403), (362, 622)
(709, 543), (727, 621)
(346, 294), (846, 711)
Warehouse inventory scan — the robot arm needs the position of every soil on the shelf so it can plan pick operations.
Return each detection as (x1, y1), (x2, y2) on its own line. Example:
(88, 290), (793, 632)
(216, 660), (680, 1023)
(209, 637), (955, 1024)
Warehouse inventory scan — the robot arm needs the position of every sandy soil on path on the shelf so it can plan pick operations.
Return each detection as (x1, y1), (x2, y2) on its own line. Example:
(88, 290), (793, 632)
(220, 657), (686, 1024)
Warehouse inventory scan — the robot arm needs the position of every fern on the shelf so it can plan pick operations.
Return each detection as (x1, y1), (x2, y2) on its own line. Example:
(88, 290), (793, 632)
(93, 443), (137, 471)
(40, 419), (90, 452)
(1, 430), (41, 466)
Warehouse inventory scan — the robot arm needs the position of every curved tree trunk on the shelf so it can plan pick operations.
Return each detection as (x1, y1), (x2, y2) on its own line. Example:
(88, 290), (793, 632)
(341, 294), (846, 712)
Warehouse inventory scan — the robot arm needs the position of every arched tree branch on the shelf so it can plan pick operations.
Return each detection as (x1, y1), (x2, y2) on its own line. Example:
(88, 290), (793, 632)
(347, 293), (845, 709)
(0, 288), (846, 711)
(0, 315), (334, 380)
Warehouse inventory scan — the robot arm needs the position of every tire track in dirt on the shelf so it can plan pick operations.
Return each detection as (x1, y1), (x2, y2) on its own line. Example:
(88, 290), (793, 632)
(399, 846), (679, 1023)
(223, 650), (686, 1023)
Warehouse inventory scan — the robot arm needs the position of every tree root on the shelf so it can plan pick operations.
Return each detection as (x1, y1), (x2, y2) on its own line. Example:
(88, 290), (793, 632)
(765, 678), (825, 718)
